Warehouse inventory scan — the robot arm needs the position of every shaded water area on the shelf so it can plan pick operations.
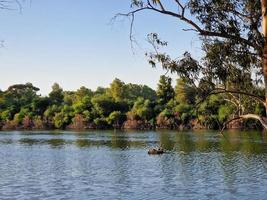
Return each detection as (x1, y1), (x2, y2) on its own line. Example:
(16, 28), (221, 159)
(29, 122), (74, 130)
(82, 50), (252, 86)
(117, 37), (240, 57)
(0, 130), (267, 200)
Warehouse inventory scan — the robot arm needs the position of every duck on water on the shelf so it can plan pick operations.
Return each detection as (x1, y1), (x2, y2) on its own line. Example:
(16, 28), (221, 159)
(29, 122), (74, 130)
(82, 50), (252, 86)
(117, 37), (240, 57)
(148, 147), (165, 155)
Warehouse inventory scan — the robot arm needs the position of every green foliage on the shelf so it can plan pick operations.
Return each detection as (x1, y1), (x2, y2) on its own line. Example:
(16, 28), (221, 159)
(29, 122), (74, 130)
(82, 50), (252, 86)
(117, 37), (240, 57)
(106, 111), (126, 127)
(53, 105), (74, 129)
(31, 97), (50, 116)
(198, 95), (226, 129)
(218, 105), (234, 123)
(0, 75), (264, 130)
(0, 109), (14, 121)
(255, 103), (266, 116)
(4, 83), (40, 113)
(129, 97), (153, 120)
(107, 78), (127, 102)
(94, 87), (107, 95)
(44, 105), (61, 119)
(75, 86), (93, 101)
(156, 75), (174, 106)
(91, 94), (123, 117)
(174, 103), (193, 123)
(53, 112), (66, 129)
(175, 78), (196, 104)
(125, 83), (157, 103)
(93, 117), (108, 128)
(49, 83), (64, 105)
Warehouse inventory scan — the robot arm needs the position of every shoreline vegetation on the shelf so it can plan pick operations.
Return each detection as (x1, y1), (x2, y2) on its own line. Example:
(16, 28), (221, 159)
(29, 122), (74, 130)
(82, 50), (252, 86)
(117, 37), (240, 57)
(0, 76), (265, 131)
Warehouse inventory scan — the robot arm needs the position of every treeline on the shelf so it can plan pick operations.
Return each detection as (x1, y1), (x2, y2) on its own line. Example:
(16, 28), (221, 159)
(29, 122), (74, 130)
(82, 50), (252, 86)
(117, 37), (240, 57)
(0, 76), (265, 130)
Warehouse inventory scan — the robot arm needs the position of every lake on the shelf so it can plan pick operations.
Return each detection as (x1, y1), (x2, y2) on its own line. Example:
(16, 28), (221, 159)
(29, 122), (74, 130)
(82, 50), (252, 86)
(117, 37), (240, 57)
(0, 130), (267, 200)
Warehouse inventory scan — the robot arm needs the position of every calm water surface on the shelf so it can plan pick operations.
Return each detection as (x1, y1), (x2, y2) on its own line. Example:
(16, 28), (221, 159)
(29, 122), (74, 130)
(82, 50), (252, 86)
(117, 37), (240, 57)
(0, 130), (267, 200)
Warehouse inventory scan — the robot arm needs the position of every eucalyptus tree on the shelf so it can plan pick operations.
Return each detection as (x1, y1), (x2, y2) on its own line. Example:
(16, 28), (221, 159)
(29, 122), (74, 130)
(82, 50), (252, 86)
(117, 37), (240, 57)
(119, 0), (267, 129)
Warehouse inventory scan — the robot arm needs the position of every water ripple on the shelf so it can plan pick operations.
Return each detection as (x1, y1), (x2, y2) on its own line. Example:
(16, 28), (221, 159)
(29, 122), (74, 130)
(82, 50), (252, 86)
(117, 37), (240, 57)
(0, 130), (267, 199)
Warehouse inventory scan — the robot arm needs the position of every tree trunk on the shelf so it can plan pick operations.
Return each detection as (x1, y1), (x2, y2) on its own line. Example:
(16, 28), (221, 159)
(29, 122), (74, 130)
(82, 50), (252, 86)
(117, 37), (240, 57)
(262, 0), (267, 115)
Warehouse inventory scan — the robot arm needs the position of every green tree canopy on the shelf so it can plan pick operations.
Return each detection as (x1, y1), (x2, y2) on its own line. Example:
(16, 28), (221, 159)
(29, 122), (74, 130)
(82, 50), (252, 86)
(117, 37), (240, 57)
(156, 75), (174, 106)
(49, 83), (64, 105)
(107, 78), (127, 102)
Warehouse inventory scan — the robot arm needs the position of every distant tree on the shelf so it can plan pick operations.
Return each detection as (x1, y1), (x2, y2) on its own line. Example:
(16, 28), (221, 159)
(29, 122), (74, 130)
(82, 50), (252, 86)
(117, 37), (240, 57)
(31, 97), (50, 116)
(75, 86), (93, 101)
(198, 95), (226, 129)
(128, 97), (153, 120)
(108, 78), (127, 102)
(3, 83), (40, 115)
(91, 94), (121, 117)
(63, 91), (75, 106)
(44, 105), (61, 127)
(49, 83), (64, 105)
(53, 105), (74, 129)
(125, 83), (157, 103)
(156, 75), (174, 106)
(53, 112), (66, 129)
(94, 87), (107, 95)
(175, 78), (196, 104)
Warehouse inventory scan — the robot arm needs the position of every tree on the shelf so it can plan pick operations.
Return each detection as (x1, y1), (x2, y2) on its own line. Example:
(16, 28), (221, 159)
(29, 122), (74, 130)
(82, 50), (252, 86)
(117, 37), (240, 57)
(94, 87), (107, 95)
(49, 83), (64, 105)
(106, 111), (126, 128)
(31, 97), (50, 116)
(156, 75), (174, 106)
(175, 78), (196, 104)
(128, 97), (153, 120)
(124, 83), (157, 103)
(75, 86), (93, 102)
(120, 0), (267, 129)
(53, 105), (74, 129)
(91, 94), (127, 117)
(107, 78), (127, 102)
(3, 83), (40, 117)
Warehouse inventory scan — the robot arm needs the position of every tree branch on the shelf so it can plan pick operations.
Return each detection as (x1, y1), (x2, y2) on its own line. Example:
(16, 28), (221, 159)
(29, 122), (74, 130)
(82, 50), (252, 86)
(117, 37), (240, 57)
(120, 1), (260, 51)
(114, 6), (151, 49)
(220, 114), (267, 133)
(197, 88), (265, 106)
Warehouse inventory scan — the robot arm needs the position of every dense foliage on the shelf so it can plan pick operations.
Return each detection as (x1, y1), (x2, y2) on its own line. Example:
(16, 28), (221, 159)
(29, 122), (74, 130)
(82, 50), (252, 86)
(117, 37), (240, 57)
(0, 77), (264, 130)
(118, 0), (267, 129)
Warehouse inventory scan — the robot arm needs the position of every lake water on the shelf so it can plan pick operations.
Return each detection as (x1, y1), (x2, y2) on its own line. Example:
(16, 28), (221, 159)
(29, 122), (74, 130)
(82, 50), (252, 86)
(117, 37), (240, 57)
(0, 130), (267, 200)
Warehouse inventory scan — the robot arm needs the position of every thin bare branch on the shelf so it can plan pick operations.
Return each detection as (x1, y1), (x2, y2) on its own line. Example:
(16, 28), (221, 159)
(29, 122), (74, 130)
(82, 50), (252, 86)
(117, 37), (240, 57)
(174, 0), (185, 16)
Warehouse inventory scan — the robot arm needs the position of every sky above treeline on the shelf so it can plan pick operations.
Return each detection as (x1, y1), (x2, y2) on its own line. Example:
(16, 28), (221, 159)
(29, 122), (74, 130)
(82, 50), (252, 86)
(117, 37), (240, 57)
(0, 0), (201, 95)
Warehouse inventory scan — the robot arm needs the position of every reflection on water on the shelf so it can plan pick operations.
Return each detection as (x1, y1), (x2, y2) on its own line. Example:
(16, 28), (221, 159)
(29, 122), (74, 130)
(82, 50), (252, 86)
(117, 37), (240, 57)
(0, 130), (267, 199)
(3, 130), (267, 154)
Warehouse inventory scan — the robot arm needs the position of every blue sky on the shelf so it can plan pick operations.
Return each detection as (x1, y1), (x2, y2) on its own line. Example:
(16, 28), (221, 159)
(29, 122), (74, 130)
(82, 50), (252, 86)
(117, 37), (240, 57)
(0, 0), (201, 95)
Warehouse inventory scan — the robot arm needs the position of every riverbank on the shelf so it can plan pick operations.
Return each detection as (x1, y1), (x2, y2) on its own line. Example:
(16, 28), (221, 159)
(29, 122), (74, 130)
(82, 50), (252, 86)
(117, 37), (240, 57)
(0, 120), (261, 132)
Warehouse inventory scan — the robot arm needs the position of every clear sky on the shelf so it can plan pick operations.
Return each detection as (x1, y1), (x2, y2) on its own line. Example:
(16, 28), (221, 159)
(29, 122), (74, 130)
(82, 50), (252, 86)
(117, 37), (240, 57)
(0, 0), (201, 95)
